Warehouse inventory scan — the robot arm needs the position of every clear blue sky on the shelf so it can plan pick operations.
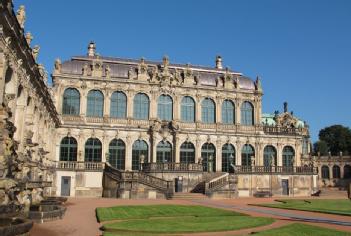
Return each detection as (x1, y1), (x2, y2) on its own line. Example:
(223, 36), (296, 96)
(14, 0), (351, 142)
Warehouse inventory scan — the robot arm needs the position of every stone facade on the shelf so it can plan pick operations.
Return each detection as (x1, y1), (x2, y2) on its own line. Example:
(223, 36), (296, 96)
(0, 0), (59, 215)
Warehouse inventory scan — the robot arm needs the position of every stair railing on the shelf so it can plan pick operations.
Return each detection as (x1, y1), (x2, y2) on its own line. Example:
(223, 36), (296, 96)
(205, 173), (229, 194)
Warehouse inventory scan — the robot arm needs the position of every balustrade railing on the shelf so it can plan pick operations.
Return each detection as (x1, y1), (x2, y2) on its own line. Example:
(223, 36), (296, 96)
(263, 126), (306, 135)
(56, 161), (104, 171)
(234, 165), (317, 174)
(142, 163), (203, 172)
(205, 173), (229, 193)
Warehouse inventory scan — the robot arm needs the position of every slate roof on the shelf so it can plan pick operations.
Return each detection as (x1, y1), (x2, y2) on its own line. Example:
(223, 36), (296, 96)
(60, 55), (256, 90)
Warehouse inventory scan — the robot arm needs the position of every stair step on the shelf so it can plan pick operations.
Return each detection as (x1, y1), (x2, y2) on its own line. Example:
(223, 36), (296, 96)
(169, 192), (207, 200)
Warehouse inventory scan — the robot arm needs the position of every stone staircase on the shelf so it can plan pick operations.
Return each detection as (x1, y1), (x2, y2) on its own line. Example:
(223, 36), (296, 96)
(168, 192), (207, 200)
(319, 187), (348, 198)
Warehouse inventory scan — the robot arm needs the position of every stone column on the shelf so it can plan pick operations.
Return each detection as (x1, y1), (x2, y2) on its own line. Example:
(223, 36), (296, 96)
(277, 143), (283, 166)
(104, 90), (111, 118)
(127, 91), (134, 119)
(151, 134), (157, 163)
(340, 165), (345, 179)
(329, 165), (333, 180)
(216, 139), (222, 172)
(80, 90), (87, 116)
(78, 131), (85, 162)
(174, 136), (180, 163)
(196, 138), (202, 163)
(0, 55), (6, 105)
(102, 134), (108, 163)
(173, 96), (180, 121)
(125, 135), (132, 170)
(195, 96), (201, 122)
(150, 92), (157, 119)
(235, 99), (241, 125)
(216, 98), (221, 123)
(236, 141), (242, 166)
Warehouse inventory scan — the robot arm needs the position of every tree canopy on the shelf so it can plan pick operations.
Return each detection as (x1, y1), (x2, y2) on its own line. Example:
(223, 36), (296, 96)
(317, 125), (351, 155)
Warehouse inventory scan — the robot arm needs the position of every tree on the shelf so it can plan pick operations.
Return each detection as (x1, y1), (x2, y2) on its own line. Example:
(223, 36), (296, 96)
(313, 140), (329, 155)
(319, 125), (351, 155)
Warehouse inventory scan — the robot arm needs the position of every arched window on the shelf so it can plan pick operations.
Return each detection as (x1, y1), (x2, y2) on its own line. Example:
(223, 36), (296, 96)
(181, 96), (195, 122)
(60, 137), (77, 161)
(132, 140), (148, 171)
(87, 90), (104, 117)
(321, 165), (330, 179)
(222, 100), (235, 124)
(180, 142), (195, 164)
(62, 88), (80, 115)
(241, 101), (254, 125)
(84, 138), (102, 162)
(344, 165), (351, 179)
(201, 98), (215, 123)
(332, 165), (341, 179)
(156, 141), (172, 163)
(108, 139), (125, 170)
(263, 145), (277, 167)
(133, 93), (149, 120)
(110, 91), (126, 118)
(201, 143), (216, 172)
(222, 144), (235, 172)
(242, 144), (255, 166)
(282, 146), (295, 167)
(157, 95), (173, 121)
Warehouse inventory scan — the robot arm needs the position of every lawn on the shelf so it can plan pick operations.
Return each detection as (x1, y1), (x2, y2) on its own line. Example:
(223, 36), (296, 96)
(254, 199), (351, 216)
(97, 205), (274, 235)
(254, 223), (351, 236)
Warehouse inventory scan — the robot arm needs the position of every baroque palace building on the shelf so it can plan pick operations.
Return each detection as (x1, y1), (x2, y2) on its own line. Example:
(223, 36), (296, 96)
(1, 1), (320, 201)
(52, 42), (317, 198)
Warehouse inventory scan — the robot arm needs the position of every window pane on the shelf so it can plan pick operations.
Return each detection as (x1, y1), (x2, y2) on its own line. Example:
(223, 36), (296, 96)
(222, 144), (235, 172)
(222, 100), (235, 124)
(84, 138), (102, 162)
(201, 143), (216, 171)
(110, 92), (127, 118)
(87, 90), (104, 117)
(201, 98), (215, 123)
(60, 137), (78, 161)
(181, 96), (195, 122)
(157, 95), (173, 121)
(132, 140), (148, 170)
(241, 101), (254, 125)
(63, 88), (80, 115)
(108, 139), (125, 170)
(134, 93), (149, 120)
(180, 142), (195, 164)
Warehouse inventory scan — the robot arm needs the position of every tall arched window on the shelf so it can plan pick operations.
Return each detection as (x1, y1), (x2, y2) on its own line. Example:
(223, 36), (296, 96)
(321, 165), (330, 179)
(87, 90), (104, 117)
(263, 145), (277, 167)
(156, 141), (172, 163)
(181, 96), (195, 122)
(332, 165), (341, 179)
(201, 98), (215, 123)
(180, 142), (195, 164)
(110, 91), (127, 118)
(222, 100), (235, 124)
(132, 140), (148, 170)
(201, 143), (216, 172)
(62, 88), (80, 115)
(344, 165), (351, 179)
(157, 95), (173, 121)
(84, 138), (102, 162)
(108, 139), (126, 170)
(242, 144), (255, 166)
(222, 144), (235, 172)
(60, 137), (77, 161)
(241, 101), (254, 125)
(282, 146), (295, 167)
(133, 93), (149, 120)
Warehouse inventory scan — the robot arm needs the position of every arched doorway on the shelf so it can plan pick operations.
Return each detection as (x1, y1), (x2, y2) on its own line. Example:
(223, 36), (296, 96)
(201, 143), (216, 172)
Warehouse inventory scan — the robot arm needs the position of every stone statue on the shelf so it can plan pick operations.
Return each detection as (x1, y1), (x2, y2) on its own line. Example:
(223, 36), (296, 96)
(16, 5), (26, 29)
(54, 58), (62, 74)
(25, 32), (33, 45)
(82, 63), (89, 76)
(31, 188), (43, 205)
(128, 68), (136, 80)
(32, 45), (40, 61)
(16, 190), (31, 212)
(255, 76), (262, 91)
(105, 65), (111, 78)
(208, 155), (213, 172)
(284, 102), (288, 113)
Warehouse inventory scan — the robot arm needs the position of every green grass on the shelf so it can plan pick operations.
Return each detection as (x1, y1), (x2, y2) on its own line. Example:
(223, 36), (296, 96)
(254, 199), (351, 216)
(97, 205), (274, 235)
(253, 223), (351, 236)
(96, 204), (242, 222)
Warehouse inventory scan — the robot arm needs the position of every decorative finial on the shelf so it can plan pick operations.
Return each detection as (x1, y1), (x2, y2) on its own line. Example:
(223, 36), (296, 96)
(54, 58), (62, 74)
(16, 5), (26, 29)
(162, 55), (169, 67)
(215, 55), (223, 69)
(88, 41), (96, 57)
(32, 45), (40, 61)
(255, 76), (262, 91)
(25, 32), (33, 45)
(283, 102), (288, 113)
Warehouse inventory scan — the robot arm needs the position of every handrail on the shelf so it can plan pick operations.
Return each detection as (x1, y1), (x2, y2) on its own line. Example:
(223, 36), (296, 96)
(142, 163), (203, 172)
(205, 173), (229, 194)
(234, 165), (317, 174)
(55, 161), (104, 171)
(104, 163), (173, 195)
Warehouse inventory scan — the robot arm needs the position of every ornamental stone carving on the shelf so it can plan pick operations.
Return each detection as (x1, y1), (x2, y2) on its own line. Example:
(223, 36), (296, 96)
(16, 5), (26, 29)
(54, 58), (61, 74)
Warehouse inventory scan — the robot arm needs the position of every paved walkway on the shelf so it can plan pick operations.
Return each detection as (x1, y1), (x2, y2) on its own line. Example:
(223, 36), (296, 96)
(30, 196), (351, 236)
